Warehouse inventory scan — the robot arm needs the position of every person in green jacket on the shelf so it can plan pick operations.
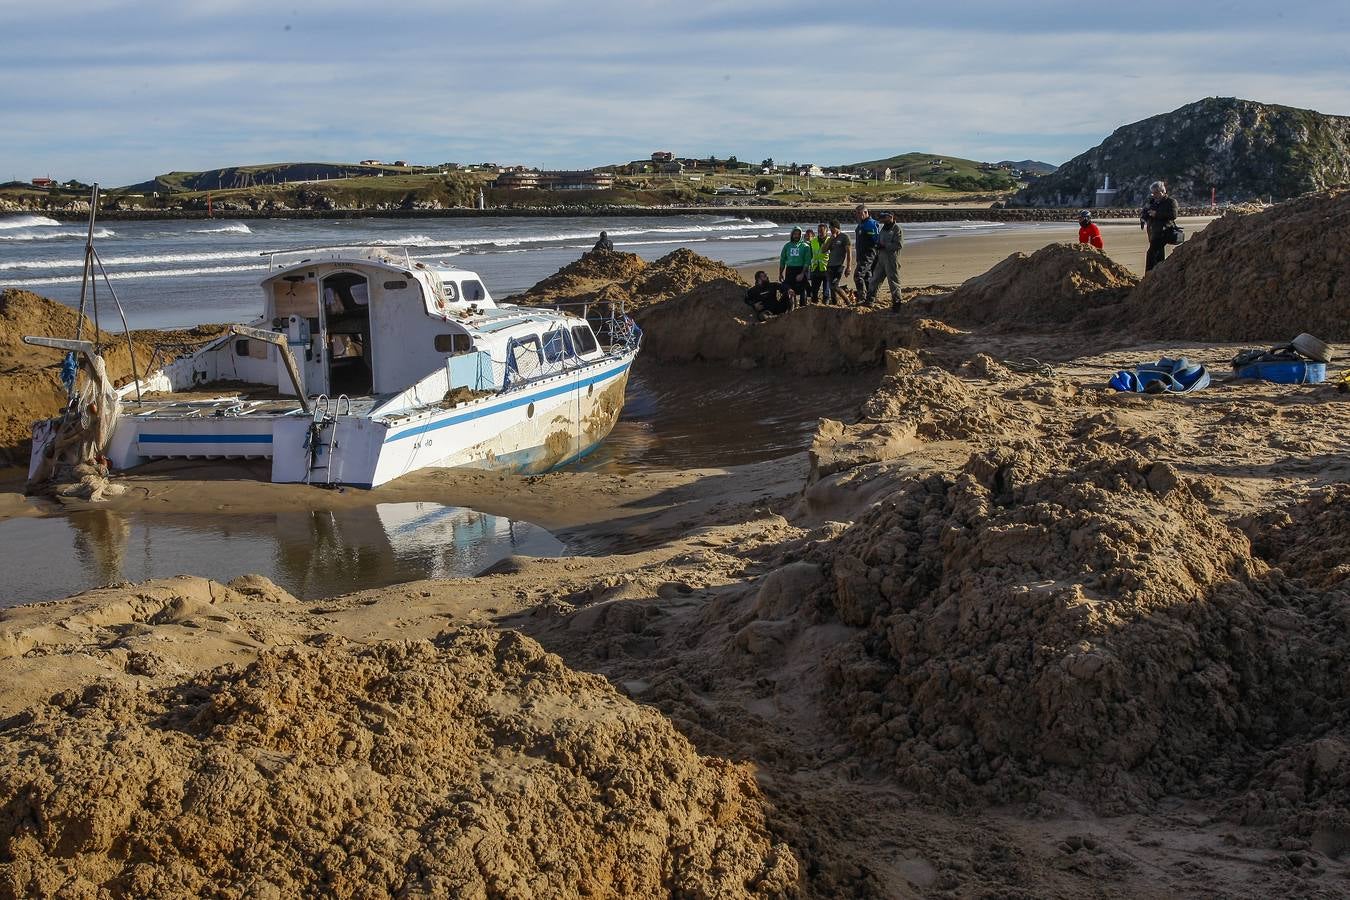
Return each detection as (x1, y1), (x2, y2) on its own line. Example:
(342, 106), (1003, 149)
(778, 227), (812, 309)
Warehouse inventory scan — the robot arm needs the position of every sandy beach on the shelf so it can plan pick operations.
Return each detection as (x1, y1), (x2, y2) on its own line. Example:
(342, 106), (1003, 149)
(736, 216), (1216, 288)
(2, 195), (1349, 897)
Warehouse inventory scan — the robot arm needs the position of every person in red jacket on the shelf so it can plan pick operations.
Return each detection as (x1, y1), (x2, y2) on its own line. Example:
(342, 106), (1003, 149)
(1077, 210), (1104, 249)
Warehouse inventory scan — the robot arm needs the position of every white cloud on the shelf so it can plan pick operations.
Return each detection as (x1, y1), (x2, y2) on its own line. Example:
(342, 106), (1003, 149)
(2, 2), (1347, 184)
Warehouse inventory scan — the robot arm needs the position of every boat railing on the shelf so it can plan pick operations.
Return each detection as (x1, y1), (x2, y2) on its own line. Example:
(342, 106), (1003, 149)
(545, 298), (640, 353)
(263, 245), (415, 271)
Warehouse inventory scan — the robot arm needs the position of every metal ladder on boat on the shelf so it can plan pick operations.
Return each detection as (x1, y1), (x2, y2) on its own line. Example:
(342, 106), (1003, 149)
(303, 394), (351, 485)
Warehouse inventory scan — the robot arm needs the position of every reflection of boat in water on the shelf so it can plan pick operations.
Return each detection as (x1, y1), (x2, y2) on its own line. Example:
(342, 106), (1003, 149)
(2, 502), (565, 605)
(28, 240), (640, 488)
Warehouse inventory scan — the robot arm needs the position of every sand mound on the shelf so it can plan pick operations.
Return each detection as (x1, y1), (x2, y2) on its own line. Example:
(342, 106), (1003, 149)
(632, 248), (743, 301)
(857, 365), (1010, 441)
(818, 438), (1346, 813)
(0, 630), (796, 897)
(1127, 190), (1350, 341)
(925, 243), (1137, 328)
(515, 249), (649, 307)
(635, 279), (955, 375)
(515, 248), (744, 313)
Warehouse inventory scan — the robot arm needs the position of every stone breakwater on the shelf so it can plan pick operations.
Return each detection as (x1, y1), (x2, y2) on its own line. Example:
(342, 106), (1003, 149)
(28, 205), (1215, 223)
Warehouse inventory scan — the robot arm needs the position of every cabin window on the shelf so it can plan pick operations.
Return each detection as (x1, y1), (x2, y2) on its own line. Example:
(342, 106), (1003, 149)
(461, 280), (487, 302)
(571, 325), (599, 355)
(542, 329), (574, 363)
(434, 333), (473, 354)
(235, 339), (251, 357)
(505, 335), (543, 382)
(383, 279), (408, 290)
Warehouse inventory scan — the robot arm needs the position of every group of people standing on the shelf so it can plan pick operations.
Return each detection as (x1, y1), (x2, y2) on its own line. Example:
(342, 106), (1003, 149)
(746, 204), (903, 322)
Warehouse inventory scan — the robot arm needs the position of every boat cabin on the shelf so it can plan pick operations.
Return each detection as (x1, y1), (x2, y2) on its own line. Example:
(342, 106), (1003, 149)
(158, 246), (606, 402)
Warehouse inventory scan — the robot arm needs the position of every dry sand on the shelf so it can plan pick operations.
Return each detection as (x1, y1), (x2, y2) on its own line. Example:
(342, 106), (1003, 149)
(2, 196), (1349, 897)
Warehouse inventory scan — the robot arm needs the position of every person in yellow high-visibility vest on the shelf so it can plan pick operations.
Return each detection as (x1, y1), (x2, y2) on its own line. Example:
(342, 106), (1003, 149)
(807, 221), (829, 304)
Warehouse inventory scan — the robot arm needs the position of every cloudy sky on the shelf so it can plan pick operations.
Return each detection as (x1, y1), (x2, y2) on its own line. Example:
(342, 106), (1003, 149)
(4, 0), (1348, 186)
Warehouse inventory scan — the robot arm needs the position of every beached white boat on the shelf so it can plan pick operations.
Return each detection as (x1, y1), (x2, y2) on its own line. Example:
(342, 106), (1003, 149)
(27, 245), (640, 488)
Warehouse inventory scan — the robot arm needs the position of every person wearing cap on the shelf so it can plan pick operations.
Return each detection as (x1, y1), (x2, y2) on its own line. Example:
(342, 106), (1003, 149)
(1140, 181), (1179, 272)
(1077, 211), (1104, 249)
(853, 204), (881, 302)
(867, 210), (903, 307)
(778, 227), (813, 309)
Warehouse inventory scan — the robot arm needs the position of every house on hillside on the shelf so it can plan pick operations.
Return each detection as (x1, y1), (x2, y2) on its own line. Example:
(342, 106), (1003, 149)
(651, 151), (674, 163)
(540, 170), (615, 190)
(359, 159), (382, 166)
(30, 177), (54, 187)
(494, 171), (541, 189)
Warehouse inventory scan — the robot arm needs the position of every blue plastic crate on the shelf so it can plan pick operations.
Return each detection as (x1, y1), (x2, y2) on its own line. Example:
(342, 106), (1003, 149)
(1235, 360), (1327, 384)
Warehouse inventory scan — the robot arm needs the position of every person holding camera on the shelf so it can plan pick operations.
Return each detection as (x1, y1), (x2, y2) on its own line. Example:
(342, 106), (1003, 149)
(1140, 181), (1179, 272)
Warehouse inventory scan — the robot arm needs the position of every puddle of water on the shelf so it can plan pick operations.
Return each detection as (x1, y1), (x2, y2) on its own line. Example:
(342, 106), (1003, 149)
(577, 362), (876, 473)
(0, 362), (873, 607)
(0, 502), (564, 608)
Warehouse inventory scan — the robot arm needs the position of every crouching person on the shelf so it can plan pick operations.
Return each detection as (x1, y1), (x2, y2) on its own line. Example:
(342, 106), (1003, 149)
(744, 270), (790, 322)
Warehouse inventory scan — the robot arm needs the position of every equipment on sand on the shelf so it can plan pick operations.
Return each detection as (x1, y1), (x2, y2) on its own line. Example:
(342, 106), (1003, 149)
(1109, 357), (1210, 394)
(1291, 332), (1333, 364)
(1230, 333), (1332, 384)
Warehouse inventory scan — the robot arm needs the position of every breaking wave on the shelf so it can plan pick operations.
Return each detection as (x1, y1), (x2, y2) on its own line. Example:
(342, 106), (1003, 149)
(189, 223), (253, 234)
(0, 215), (61, 230)
(0, 227), (116, 241)
(5, 263), (265, 286)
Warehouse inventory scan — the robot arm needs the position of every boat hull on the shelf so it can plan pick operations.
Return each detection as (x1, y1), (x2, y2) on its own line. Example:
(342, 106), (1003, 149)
(96, 351), (635, 488)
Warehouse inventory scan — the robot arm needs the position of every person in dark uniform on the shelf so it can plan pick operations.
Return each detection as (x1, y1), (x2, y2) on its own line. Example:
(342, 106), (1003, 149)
(744, 270), (789, 322)
(853, 204), (881, 302)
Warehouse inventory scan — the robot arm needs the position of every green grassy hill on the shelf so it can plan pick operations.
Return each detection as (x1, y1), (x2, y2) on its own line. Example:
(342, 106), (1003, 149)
(841, 152), (1020, 193)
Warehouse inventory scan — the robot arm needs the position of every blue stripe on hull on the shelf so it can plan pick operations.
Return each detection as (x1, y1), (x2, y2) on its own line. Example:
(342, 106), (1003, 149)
(386, 359), (632, 443)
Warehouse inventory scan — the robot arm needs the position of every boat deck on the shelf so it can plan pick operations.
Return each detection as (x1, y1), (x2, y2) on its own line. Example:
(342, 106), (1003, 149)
(122, 395), (381, 419)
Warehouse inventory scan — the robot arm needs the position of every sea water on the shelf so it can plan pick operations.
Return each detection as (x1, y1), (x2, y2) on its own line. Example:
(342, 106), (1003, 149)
(0, 212), (1020, 329)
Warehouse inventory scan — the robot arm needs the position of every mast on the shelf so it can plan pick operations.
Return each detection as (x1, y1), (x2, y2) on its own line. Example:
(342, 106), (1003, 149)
(73, 184), (100, 341)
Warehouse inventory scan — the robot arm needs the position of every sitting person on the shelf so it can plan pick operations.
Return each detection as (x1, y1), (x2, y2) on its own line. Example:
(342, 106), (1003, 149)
(744, 270), (790, 322)
(592, 231), (615, 252)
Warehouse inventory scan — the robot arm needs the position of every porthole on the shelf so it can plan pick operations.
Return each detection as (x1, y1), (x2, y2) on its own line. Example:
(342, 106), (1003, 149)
(527, 402), (535, 418)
